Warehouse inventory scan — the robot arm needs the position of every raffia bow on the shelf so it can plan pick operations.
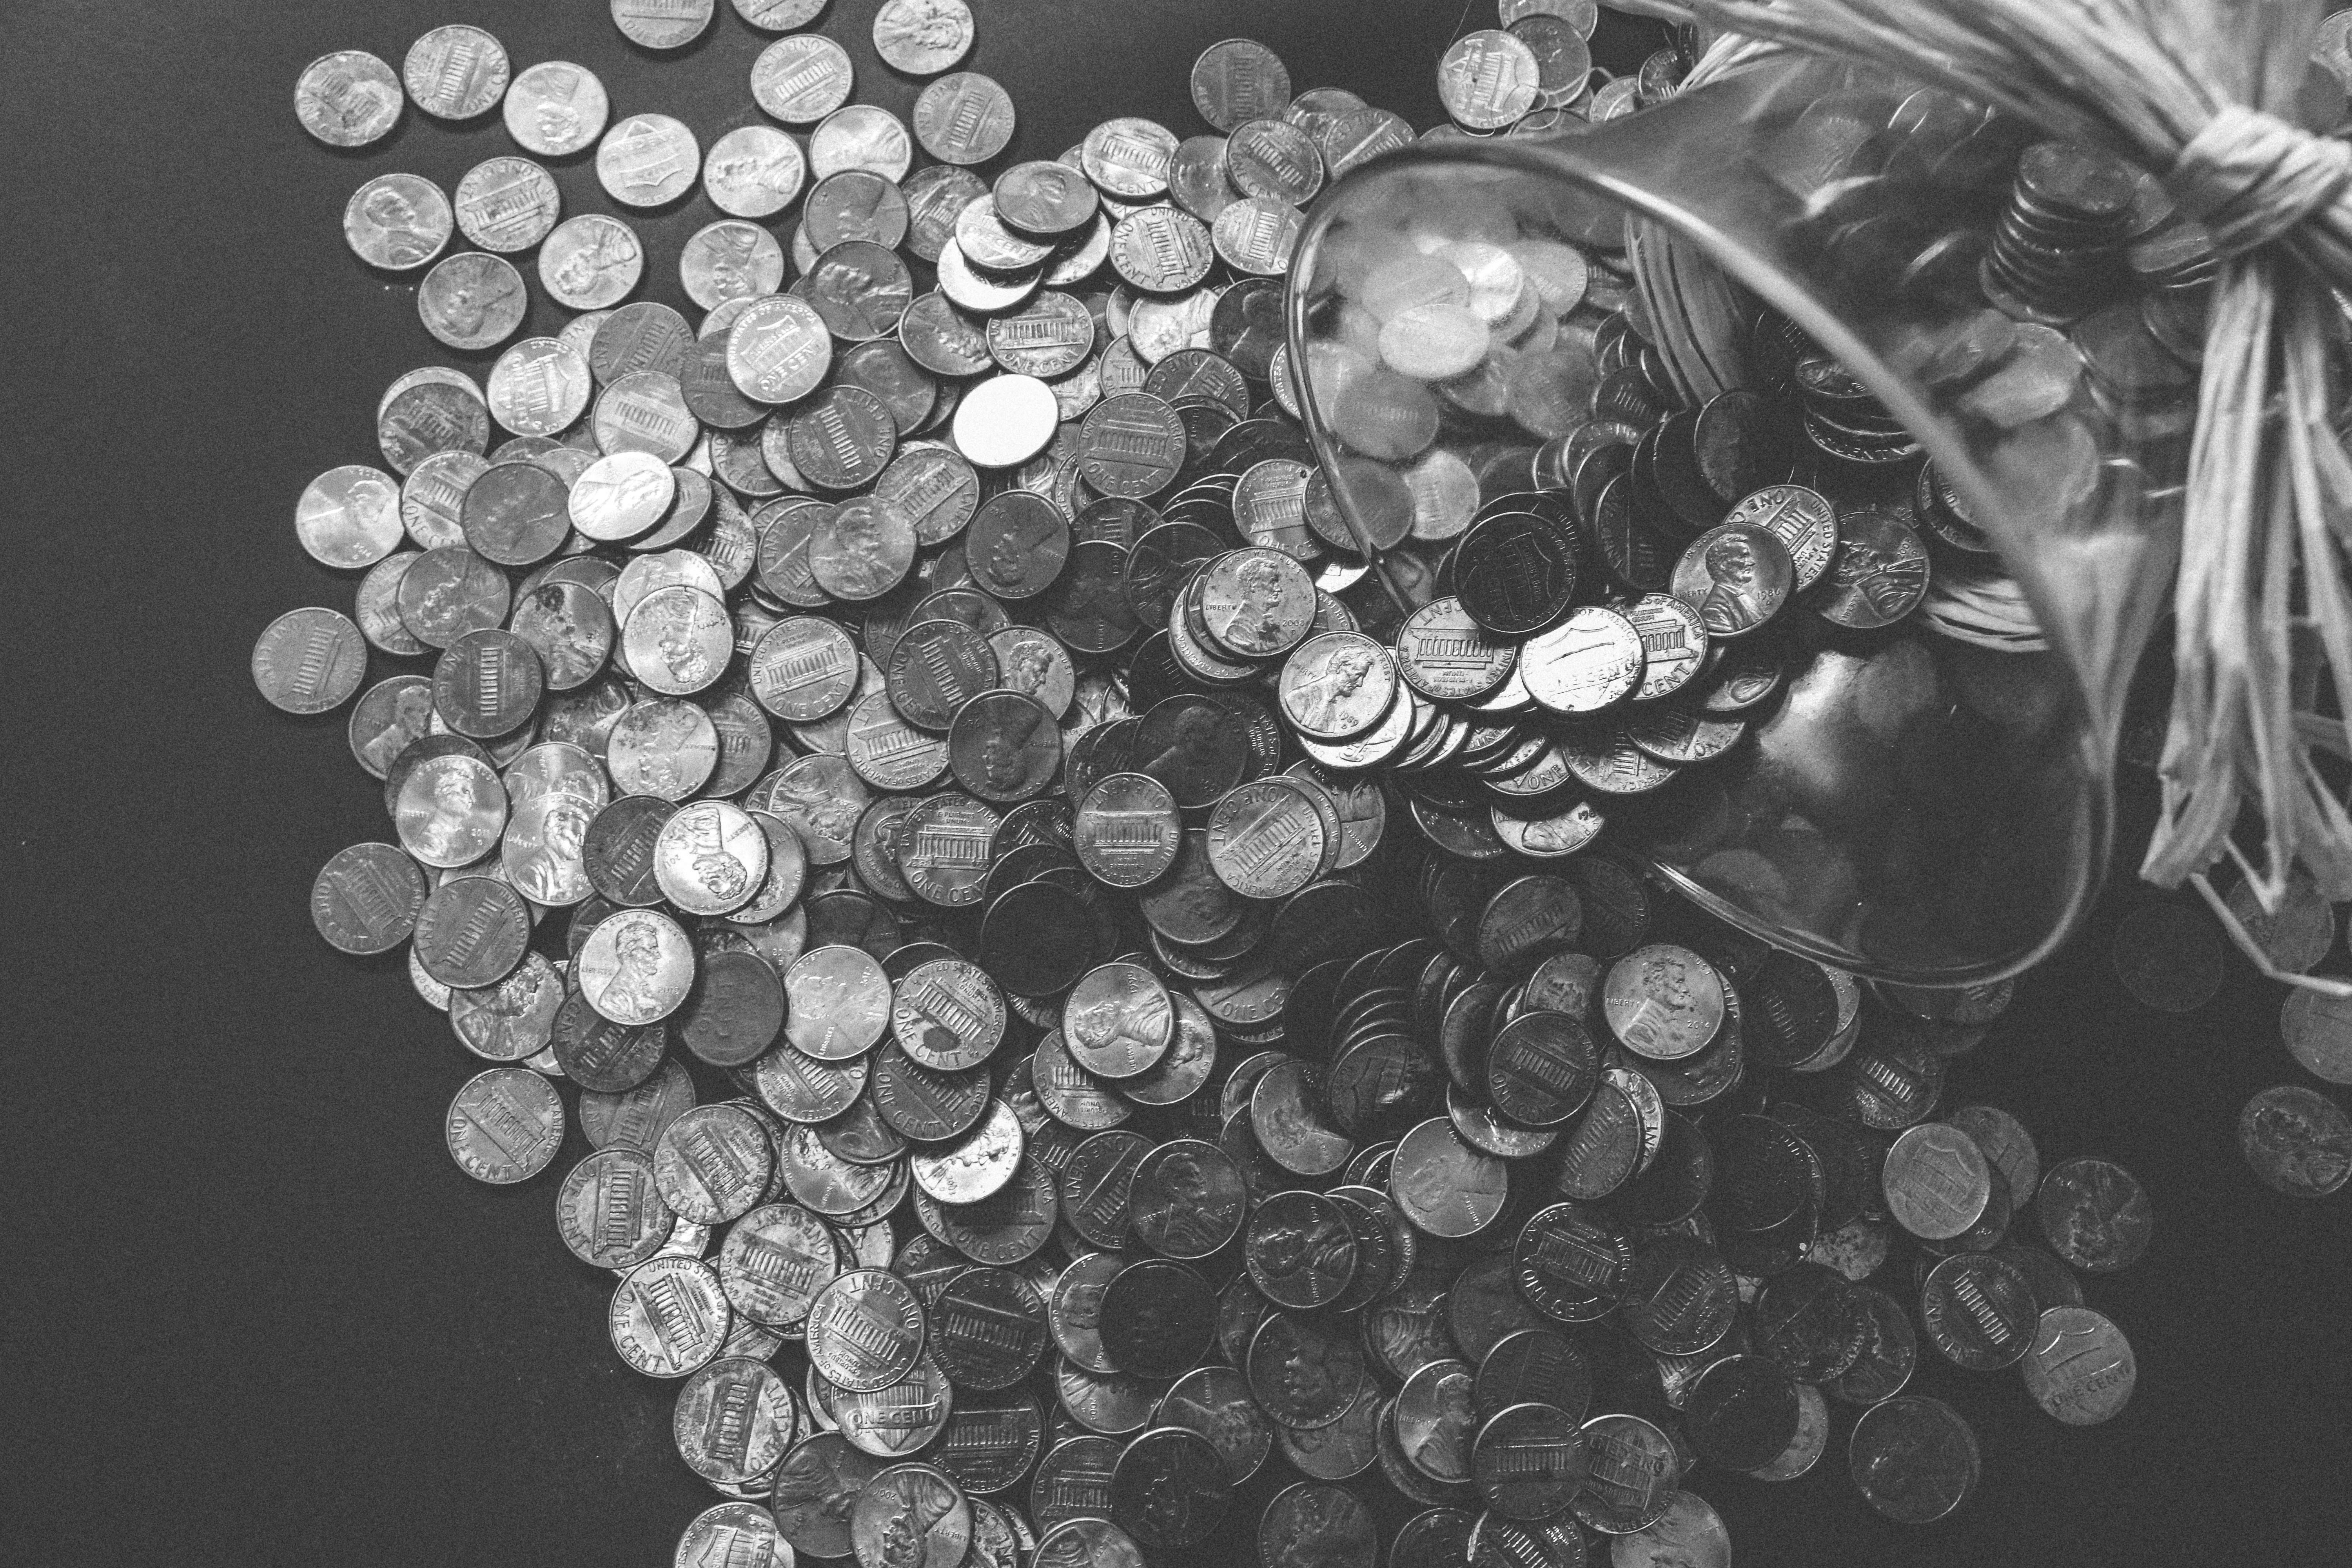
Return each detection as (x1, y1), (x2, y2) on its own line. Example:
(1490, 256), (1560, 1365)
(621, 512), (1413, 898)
(1613, 0), (2352, 989)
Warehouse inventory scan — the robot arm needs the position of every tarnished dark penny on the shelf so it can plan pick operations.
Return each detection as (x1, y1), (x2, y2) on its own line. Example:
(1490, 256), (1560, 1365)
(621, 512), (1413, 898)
(413, 876), (531, 990)
(1098, 1258), (1216, 1379)
(1481, 1013), (1598, 1131)
(1456, 512), (1578, 636)
(1685, 1354), (1800, 1472)
(1244, 1188), (1356, 1310)
(1750, 1262), (1866, 1384)
(1108, 1424), (1231, 1550)
(949, 690), (1061, 803)
(932, 1265), (1050, 1390)
(1247, 1310), (1367, 1430)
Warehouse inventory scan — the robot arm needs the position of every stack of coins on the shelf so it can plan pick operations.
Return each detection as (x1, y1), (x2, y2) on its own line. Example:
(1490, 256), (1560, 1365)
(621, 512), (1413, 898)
(266, 7), (2166, 1565)
(1978, 140), (2138, 325)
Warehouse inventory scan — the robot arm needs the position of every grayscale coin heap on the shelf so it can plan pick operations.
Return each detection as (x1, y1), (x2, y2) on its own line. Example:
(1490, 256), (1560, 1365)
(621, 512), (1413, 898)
(272, 7), (2156, 1564)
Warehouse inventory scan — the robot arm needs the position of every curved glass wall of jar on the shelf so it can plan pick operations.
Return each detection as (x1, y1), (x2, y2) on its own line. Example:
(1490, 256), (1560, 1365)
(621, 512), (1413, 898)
(1287, 51), (2198, 984)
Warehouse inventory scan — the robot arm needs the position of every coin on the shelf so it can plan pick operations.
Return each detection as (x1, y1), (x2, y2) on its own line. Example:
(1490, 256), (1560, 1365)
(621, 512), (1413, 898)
(447, 1066), (564, 1183)
(404, 24), (508, 119)
(2281, 984), (2352, 1083)
(296, 50), (404, 147)
(2239, 1084), (2352, 1196)
(540, 214), (645, 310)
(806, 1268), (927, 1392)
(787, 944), (893, 1059)
(505, 60), (608, 156)
(1439, 31), (1540, 130)
(2035, 1156), (2153, 1272)
(1848, 1395), (1980, 1523)
(1062, 962), (1173, 1080)
(1602, 945), (1724, 1061)
(254, 607), (368, 715)
(2020, 1306), (2136, 1426)
(1882, 1122), (1994, 1240)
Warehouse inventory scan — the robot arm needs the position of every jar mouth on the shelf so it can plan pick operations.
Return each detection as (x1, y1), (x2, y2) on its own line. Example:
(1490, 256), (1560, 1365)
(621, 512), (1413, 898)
(1284, 58), (2166, 982)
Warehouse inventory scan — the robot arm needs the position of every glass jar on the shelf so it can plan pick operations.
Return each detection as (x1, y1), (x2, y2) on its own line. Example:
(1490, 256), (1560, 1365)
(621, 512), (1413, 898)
(1287, 46), (2200, 984)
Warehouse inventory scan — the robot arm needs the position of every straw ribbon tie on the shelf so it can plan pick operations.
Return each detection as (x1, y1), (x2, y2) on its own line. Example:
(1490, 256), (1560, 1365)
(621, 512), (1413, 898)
(2169, 103), (2352, 258)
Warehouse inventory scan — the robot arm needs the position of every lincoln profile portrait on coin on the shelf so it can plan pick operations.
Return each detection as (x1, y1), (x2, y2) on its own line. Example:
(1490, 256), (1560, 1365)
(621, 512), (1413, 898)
(1287, 643), (1379, 732)
(1694, 530), (1768, 634)
(359, 183), (439, 267)
(598, 918), (668, 1019)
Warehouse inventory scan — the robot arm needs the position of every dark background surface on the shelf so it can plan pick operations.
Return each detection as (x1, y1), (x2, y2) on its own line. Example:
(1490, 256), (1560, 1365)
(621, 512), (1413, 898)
(3, 1), (2347, 1564)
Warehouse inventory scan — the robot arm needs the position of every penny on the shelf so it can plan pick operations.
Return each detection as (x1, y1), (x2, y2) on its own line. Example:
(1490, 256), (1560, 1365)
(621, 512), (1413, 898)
(610, 1255), (732, 1378)
(2282, 985), (2352, 1084)
(1062, 962), (1173, 1080)
(1391, 1117), (1509, 1239)
(729, 296), (835, 406)
(807, 1268), (927, 1392)
(1571, 1413), (1678, 1535)
(1248, 1311), (1366, 1430)
(1602, 946), (1725, 1062)
(416, 248), (527, 345)
(1848, 1396), (1980, 1523)
(1619, 1234), (1737, 1357)
(413, 875), (532, 990)
(504, 60), (608, 156)
(1921, 1252), (2038, 1371)
(442, 1063), (564, 1185)
(965, 491), (1071, 601)
(296, 50), (403, 148)
(653, 1103), (776, 1226)
(851, 1463), (971, 1568)
(2036, 1156), (2153, 1272)
(2239, 1084), (2352, 1197)
(673, 1356), (792, 1488)
(255, 607), (368, 716)
(927, 1265), (1049, 1391)
(1078, 393), (1188, 499)
(891, 958), (1005, 1071)
(1882, 1121), (1995, 1241)
(770, 1436), (883, 1561)
(578, 907), (695, 1025)
(787, 944), (893, 1060)
(453, 157), (560, 254)
(405, 24), (508, 119)
(1191, 39), (1292, 131)
(1397, 1359), (1478, 1485)
(1099, 1259), (1216, 1380)
(2021, 1306), (2136, 1426)
(1439, 30), (1540, 130)
(540, 214), (644, 310)
(1813, 505), (1930, 630)
(1472, 1401), (1588, 1520)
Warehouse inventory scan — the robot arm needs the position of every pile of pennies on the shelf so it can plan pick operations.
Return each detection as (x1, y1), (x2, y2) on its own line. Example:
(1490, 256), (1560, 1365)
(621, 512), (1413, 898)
(263, 6), (2155, 1567)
